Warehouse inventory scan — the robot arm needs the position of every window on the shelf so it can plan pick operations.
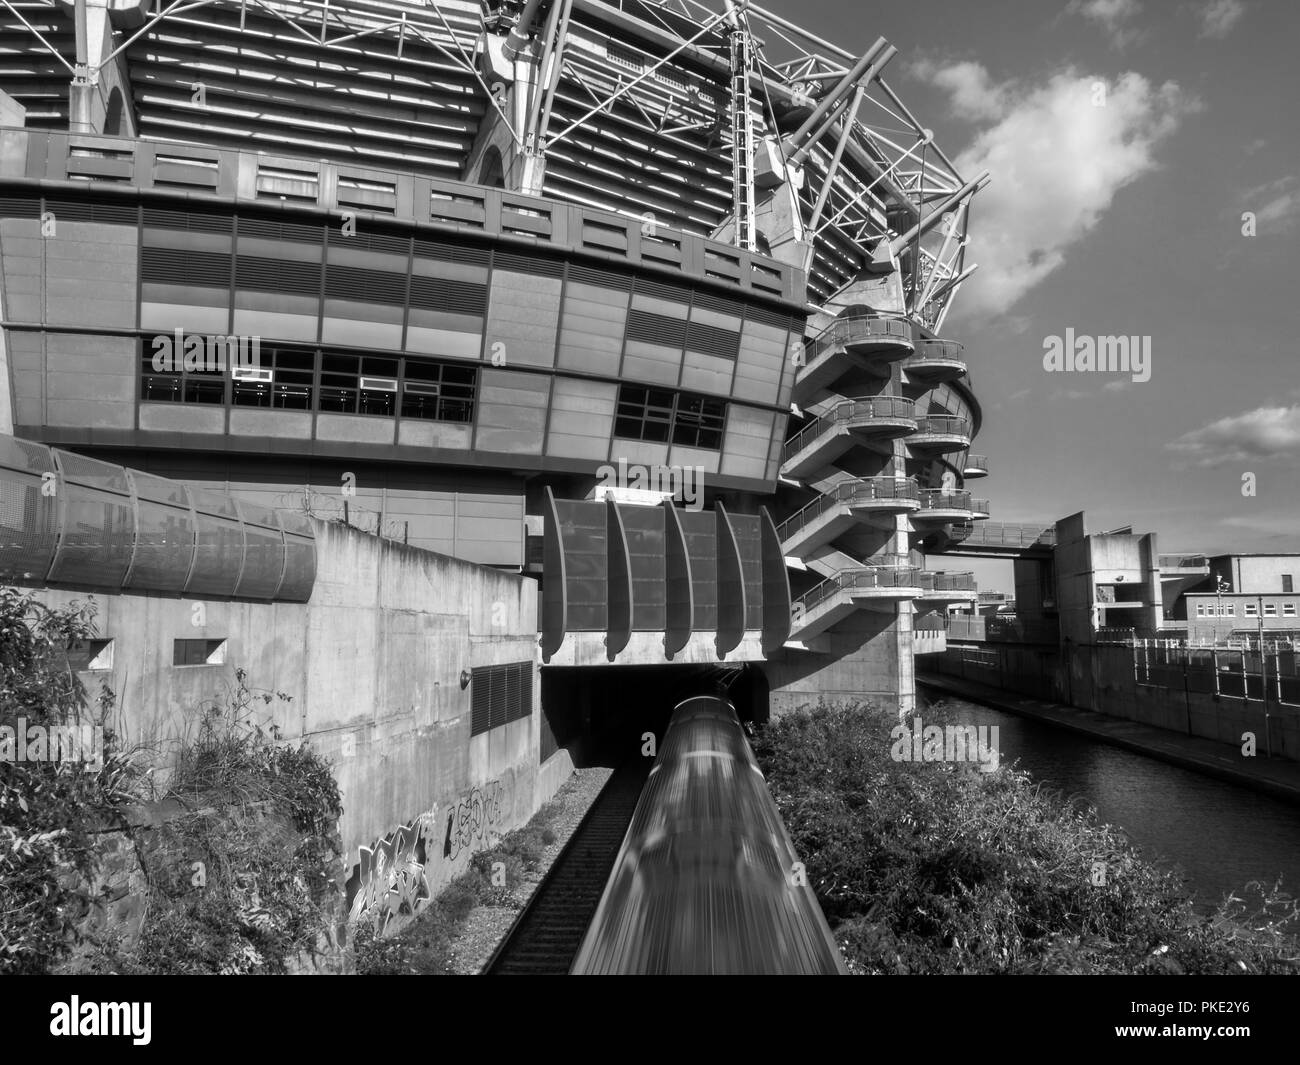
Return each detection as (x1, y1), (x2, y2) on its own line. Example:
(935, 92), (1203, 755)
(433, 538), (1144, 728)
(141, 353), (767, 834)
(319, 353), (399, 416)
(672, 392), (726, 448)
(1265, 603), (1278, 617)
(1285, 603), (1297, 617)
(140, 343), (225, 404)
(402, 359), (476, 423)
(173, 638), (227, 666)
(1284, 574), (1294, 594)
(1225, 603), (1236, 616)
(614, 385), (726, 451)
(231, 346), (315, 410)
(469, 661), (533, 737)
(65, 638), (113, 671)
(615, 385), (674, 443)
(1195, 603), (1206, 617)
(1245, 602), (1259, 617)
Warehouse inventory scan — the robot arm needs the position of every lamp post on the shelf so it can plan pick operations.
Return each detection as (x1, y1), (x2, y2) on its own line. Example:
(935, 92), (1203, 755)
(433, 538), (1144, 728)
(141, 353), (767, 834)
(1260, 591), (1272, 757)
(1215, 574), (1229, 646)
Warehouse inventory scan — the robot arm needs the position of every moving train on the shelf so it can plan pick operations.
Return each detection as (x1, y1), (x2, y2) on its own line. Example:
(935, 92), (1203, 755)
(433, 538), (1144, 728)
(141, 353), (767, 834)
(571, 694), (847, 974)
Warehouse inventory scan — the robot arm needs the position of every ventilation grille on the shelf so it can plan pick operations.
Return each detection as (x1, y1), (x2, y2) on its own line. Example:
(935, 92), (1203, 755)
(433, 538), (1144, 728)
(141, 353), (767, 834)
(409, 274), (487, 316)
(626, 308), (687, 348)
(142, 246), (232, 287)
(470, 661), (533, 737)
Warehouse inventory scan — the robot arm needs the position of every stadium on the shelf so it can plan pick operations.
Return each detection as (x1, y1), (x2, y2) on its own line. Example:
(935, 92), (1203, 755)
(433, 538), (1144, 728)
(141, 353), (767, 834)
(0, 0), (992, 948)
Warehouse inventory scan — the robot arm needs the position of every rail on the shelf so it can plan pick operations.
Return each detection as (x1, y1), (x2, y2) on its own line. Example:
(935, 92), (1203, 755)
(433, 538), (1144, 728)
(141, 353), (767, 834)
(916, 571), (977, 592)
(918, 488), (971, 511)
(797, 564), (922, 613)
(904, 339), (965, 366)
(781, 396), (917, 461)
(776, 477), (919, 542)
(802, 313), (911, 364)
(947, 521), (1057, 549)
(963, 454), (989, 472)
(911, 414), (974, 438)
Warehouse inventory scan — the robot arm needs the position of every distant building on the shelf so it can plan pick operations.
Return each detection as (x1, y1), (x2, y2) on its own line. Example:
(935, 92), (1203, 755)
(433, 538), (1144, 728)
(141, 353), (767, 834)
(1172, 555), (1300, 642)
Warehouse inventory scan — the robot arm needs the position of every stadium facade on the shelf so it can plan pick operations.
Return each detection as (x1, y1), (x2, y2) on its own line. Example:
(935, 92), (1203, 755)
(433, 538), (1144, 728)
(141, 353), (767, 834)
(0, 0), (992, 918)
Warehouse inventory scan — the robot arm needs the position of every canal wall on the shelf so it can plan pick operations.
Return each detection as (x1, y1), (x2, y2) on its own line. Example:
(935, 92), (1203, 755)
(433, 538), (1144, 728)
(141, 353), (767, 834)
(936, 642), (1300, 762)
(29, 518), (570, 935)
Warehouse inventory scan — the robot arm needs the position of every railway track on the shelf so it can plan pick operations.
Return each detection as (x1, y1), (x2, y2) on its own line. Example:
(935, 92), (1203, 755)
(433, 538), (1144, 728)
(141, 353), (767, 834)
(484, 761), (649, 975)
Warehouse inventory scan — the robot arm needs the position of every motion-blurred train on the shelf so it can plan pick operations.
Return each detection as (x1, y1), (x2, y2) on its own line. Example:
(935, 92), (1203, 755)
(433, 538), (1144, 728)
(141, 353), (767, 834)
(571, 694), (846, 974)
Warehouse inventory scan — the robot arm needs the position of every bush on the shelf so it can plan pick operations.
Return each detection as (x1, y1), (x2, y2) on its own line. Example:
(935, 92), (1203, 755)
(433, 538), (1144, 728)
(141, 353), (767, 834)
(753, 699), (1300, 975)
(0, 590), (139, 974)
(120, 673), (344, 974)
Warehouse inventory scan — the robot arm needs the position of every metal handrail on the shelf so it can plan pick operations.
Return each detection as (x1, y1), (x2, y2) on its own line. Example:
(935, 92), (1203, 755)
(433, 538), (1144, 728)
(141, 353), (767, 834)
(782, 396), (917, 460)
(797, 564), (923, 614)
(917, 571), (977, 591)
(776, 477), (920, 541)
(918, 488), (972, 510)
(949, 521), (1056, 547)
(905, 338), (965, 363)
(1158, 554), (1210, 569)
(963, 454), (989, 471)
(971, 498), (990, 514)
(912, 414), (973, 438)
(803, 313), (911, 364)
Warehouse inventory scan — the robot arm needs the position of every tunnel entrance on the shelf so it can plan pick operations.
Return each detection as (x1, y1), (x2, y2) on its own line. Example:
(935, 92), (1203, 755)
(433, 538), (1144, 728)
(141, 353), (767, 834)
(541, 663), (771, 768)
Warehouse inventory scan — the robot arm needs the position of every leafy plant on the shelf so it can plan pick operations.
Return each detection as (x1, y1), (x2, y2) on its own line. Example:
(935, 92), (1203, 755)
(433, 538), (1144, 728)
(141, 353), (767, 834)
(753, 699), (1300, 975)
(0, 590), (140, 974)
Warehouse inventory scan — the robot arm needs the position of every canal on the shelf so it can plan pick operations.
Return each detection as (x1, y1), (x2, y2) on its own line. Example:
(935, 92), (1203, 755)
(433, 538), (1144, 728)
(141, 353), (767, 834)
(920, 689), (1300, 914)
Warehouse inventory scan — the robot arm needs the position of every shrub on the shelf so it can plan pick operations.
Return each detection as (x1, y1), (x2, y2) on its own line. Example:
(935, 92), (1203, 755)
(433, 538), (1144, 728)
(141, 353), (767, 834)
(753, 699), (1300, 975)
(0, 590), (139, 974)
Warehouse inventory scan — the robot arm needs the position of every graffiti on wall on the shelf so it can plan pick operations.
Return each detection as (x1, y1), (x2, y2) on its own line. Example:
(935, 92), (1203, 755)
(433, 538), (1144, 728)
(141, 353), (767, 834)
(344, 812), (437, 934)
(345, 779), (506, 933)
(443, 780), (504, 862)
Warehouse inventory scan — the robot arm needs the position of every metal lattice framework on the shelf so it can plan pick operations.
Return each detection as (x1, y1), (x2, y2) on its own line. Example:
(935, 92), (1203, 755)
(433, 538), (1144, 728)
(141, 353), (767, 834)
(0, 0), (983, 321)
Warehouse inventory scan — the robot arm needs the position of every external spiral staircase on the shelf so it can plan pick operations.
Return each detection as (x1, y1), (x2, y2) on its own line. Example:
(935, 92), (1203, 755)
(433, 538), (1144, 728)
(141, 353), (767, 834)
(779, 307), (989, 645)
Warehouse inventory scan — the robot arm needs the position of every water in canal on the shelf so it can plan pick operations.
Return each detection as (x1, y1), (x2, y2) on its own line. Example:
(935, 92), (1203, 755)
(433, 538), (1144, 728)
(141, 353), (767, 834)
(920, 690), (1300, 915)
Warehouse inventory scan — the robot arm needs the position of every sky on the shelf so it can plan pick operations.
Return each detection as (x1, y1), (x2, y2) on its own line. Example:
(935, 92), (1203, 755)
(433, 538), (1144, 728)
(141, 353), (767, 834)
(760, 0), (1300, 590)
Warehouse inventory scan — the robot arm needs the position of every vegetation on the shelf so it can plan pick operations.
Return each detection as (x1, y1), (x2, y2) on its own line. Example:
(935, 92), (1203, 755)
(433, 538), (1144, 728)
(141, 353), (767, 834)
(0, 591), (136, 974)
(354, 799), (561, 974)
(109, 670), (345, 975)
(0, 586), (344, 974)
(753, 699), (1300, 975)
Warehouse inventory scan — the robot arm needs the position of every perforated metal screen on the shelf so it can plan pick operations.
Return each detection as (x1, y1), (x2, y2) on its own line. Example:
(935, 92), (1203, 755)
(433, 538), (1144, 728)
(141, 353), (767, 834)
(0, 437), (316, 602)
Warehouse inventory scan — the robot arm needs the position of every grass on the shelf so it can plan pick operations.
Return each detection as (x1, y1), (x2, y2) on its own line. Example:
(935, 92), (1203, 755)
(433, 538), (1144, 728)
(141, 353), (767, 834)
(752, 698), (1300, 975)
(352, 798), (562, 974)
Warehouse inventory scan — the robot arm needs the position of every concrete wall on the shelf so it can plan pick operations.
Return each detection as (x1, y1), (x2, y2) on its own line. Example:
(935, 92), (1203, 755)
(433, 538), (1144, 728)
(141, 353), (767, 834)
(1213, 555), (1300, 594)
(30, 519), (569, 934)
(765, 606), (909, 718)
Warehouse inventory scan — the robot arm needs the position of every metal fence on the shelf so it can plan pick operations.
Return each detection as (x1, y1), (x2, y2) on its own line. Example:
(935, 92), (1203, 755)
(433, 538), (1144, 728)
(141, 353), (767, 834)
(0, 436), (316, 601)
(1134, 642), (1300, 706)
(776, 477), (919, 542)
(782, 396), (917, 461)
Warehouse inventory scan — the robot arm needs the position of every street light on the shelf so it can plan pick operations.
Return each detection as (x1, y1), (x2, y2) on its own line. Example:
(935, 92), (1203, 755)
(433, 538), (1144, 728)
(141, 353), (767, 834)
(1215, 574), (1229, 647)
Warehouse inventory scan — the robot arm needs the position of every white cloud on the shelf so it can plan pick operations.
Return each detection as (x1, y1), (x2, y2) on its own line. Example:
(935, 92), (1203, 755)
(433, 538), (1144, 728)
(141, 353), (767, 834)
(1198, 0), (1246, 38)
(1067, 0), (1144, 47)
(1244, 176), (1300, 234)
(1168, 405), (1300, 466)
(908, 59), (1008, 121)
(916, 63), (1195, 317)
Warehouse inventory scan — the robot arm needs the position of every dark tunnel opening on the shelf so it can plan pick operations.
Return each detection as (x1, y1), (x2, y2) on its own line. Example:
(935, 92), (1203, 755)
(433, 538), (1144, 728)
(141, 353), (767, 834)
(541, 664), (771, 768)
